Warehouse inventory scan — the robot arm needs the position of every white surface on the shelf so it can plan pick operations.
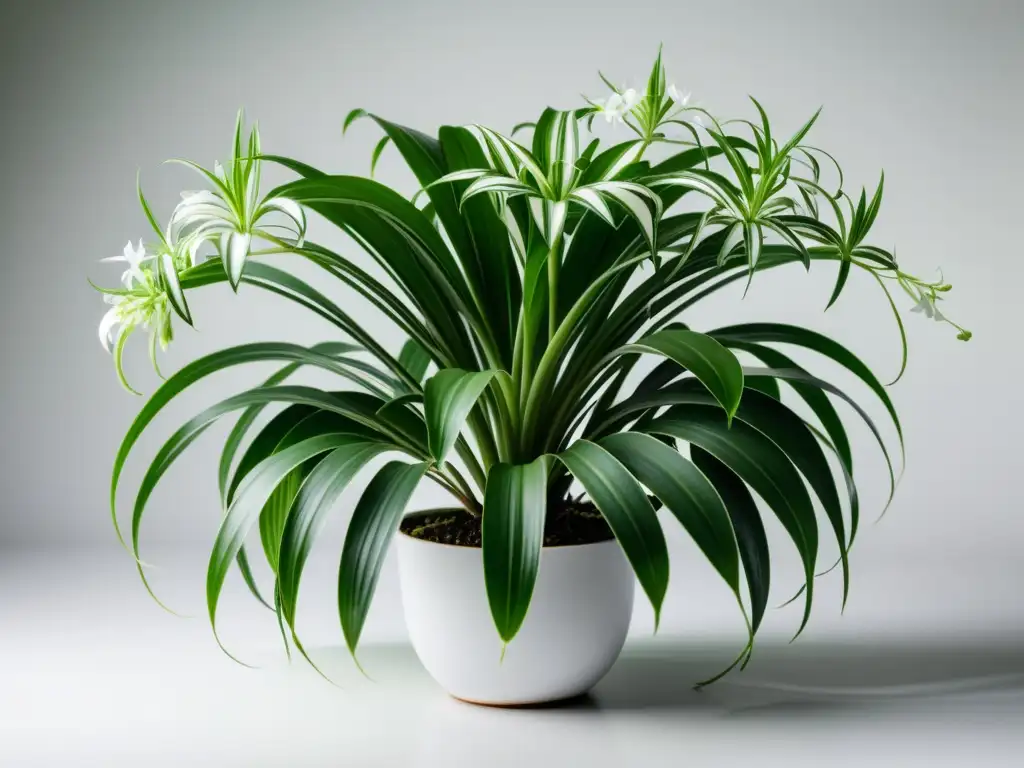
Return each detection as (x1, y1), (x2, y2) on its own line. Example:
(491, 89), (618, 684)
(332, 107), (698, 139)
(2, 547), (1022, 766)
(397, 532), (633, 704)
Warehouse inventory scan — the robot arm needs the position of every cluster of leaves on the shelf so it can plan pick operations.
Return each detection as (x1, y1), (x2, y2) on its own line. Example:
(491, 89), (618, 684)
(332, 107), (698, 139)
(101, 52), (967, 684)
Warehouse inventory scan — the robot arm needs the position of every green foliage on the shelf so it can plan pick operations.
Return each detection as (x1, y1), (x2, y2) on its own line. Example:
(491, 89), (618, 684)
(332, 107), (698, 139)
(98, 50), (969, 685)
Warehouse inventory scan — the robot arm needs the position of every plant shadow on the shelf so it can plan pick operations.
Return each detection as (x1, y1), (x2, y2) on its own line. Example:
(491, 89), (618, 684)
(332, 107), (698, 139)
(579, 636), (1024, 716)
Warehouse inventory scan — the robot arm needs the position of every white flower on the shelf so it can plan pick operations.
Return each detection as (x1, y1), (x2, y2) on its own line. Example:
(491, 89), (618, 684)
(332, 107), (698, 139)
(97, 275), (172, 353)
(100, 240), (148, 288)
(668, 84), (703, 127)
(911, 293), (945, 322)
(98, 294), (129, 352)
(595, 88), (640, 124)
(668, 84), (691, 107)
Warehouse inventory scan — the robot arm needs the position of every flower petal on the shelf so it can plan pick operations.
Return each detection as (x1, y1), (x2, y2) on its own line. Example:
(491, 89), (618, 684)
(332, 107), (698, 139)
(98, 306), (121, 352)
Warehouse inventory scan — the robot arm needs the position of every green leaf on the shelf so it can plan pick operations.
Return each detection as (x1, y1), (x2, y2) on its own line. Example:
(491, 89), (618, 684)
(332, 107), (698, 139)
(748, 97), (772, 166)
(645, 46), (666, 104)
(369, 135), (391, 176)
(745, 375), (780, 400)
(759, 220), (810, 271)
(644, 407), (818, 638)
(482, 458), (548, 644)
(531, 108), (580, 197)
(396, 338), (431, 391)
(867, 270), (908, 385)
(719, 340), (852, 472)
(277, 442), (390, 629)
(235, 546), (272, 610)
(342, 108), (368, 135)
(214, 348), (354, 610)
(730, 389), (850, 605)
(620, 329), (744, 423)
(856, 171), (885, 244)
(825, 257), (852, 309)
(439, 125), (522, 367)
(557, 440), (669, 627)
(690, 446), (770, 636)
(158, 252), (192, 325)
(579, 140), (642, 185)
(255, 409), (366, 572)
(745, 365), (893, 535)
(136, 172), (167, 245)
(132, 388), (385, 575)
(710, 322), (903, 460)
(110, 343), (385, 548)
(338, 461), (429, 654)
(207, 433), (364, 654)
(600, 432), (741, 600)
(259, 465), (306, 573)
(240, 262), (408, 392)
(267, 170), (479, 368)
(575, 180), (663, 260)
(424, 369), (496, 464)
(771, 108), (822, 174)
(217, 342), (361, 507)
(225, 404), (317, 508)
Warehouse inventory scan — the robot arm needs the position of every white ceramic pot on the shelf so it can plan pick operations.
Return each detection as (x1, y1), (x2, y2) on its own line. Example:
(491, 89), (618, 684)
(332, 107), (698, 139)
(396, 514), (635, 706)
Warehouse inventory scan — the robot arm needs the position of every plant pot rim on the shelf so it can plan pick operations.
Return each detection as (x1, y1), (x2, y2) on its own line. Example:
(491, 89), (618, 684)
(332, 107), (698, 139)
(398, 508), (617, 552)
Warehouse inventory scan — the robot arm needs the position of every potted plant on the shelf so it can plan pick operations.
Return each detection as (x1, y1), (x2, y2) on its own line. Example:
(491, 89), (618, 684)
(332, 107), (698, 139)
(98, 51), (969, 706)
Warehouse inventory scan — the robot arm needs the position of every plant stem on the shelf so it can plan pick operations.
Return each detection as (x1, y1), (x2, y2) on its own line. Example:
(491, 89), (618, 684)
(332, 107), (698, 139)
(454, 439), (487, 494)
(426, 472), (474, 510)
(634, 138), (652, 164)
(443, 463), (480, 512)
(547, 234), (562, 342)
(521, 253), (650, 452)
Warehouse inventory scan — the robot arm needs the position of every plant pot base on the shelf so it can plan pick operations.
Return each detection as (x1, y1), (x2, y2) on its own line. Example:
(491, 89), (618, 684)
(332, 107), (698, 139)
(448, 690), (592, 709)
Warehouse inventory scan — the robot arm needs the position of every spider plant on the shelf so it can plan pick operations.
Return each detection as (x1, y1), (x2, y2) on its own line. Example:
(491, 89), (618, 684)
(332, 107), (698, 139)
(98, 51), (968, 683)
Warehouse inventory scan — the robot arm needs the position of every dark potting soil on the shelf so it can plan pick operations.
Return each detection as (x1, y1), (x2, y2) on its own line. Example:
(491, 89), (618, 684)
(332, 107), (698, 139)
(400, 502), (615, 548)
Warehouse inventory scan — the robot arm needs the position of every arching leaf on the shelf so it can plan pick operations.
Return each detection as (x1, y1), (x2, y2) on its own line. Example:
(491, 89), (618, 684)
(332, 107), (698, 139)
(619, 329), (744, 423)
(482, 458), (549, 645)
(424, 369), (497, 464)
(557, 440), (669, 627)
(644, 406), (818, 638)
(338, 461), (429, 655)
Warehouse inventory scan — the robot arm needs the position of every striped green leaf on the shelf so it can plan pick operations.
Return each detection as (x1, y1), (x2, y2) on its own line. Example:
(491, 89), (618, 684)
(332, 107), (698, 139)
(600, 433), (741, 601)
(158, 252), (191, 325)
(424, 369), (497, 464)
(278, 442), (390, 630)
(618, 329), (744, 424)
(110, 344), (393, 548)
(216, 342), (362, 507)
(339, 461), (429, 654)
(574, 180), (663, 260)
(690, 446), (770, 637)
(643, 407), (819, 638)
(482, 458), (549, 644)
(710, 322), (903, 459)
(207, 433), (364, 653)
(396, 338), (431, 392)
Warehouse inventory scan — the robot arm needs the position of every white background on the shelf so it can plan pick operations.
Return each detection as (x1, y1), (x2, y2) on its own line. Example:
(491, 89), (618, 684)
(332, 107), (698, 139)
(1, 1), (1022, 764)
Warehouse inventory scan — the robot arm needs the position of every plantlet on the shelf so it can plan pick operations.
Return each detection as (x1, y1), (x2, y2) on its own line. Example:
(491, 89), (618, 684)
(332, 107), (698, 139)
(97, 51), (968, 684)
